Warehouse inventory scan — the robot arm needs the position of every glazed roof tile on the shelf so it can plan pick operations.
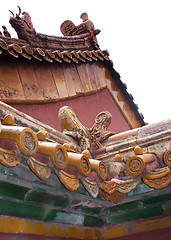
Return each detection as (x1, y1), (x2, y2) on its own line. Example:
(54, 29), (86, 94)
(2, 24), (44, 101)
(0, 37), (110, 64)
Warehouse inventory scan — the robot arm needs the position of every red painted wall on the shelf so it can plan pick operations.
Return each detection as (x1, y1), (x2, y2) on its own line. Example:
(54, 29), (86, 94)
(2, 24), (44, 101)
(11, 88), (131, 134)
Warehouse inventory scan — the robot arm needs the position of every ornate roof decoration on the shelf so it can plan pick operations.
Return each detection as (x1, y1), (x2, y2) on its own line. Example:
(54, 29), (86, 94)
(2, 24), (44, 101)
(6, 6), (99, 51)
(60, 12), (99, 40)
(0, 101), (170, 204)
(0, 7), (145, 127)
(0, 7), (170, 239)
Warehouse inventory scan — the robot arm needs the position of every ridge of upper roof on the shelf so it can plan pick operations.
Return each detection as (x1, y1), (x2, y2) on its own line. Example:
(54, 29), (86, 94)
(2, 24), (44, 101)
(3, 7), (100, 51)
(0, 7), (146, 126)
(0, 37), (110, 63)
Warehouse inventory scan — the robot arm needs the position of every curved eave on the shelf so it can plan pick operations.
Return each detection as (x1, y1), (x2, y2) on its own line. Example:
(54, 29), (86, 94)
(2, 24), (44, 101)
(0, 36), (108, 63)
(0, 37), (145, 128)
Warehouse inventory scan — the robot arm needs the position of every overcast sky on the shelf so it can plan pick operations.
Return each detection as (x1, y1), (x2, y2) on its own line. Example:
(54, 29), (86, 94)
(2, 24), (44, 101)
(0, 0), (170, 125)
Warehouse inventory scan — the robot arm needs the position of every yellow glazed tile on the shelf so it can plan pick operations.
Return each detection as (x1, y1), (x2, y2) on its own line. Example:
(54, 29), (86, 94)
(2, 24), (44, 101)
(103, 225), (129, 239)
(68, 226), (83, 239)
(22, 220), (49, 236)
(82, 228), (98, 239)
(47, 224), (68, 237)
(0, 217), (22, 234)
(129, 215), (171, 234)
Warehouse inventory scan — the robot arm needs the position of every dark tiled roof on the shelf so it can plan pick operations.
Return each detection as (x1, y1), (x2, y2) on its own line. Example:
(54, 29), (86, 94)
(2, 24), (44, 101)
(0, 37), (110, 63)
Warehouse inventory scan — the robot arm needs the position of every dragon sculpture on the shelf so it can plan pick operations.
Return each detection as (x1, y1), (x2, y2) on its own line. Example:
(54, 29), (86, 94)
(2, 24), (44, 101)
(58, 106), (114, 154)
(8, 6), (100, 50)
(0, 102), (170, 203)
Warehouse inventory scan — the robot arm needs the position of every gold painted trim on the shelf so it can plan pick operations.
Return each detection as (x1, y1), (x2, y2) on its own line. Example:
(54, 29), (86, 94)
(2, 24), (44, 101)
(103, 216), (171, 239)
(0, 215), (170, 239)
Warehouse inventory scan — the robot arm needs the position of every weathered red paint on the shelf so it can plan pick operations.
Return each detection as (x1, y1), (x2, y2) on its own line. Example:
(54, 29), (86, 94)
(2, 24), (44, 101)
(11, 88), (131, 134)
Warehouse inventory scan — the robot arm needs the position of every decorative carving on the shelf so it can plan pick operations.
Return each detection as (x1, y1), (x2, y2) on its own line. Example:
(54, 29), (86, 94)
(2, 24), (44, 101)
(163, 149), (171, 167)
(8, 8), (99, 50)
(81, 157), (90, 173)
(27, 157), (51, 180)
(126, 157), (143, 175)
(56, 148), (66, 166)
(22, 132), (35, 151)
(58, 107), (114, 152)
(2, 25), (11, 38)
(59, 106), (90, 151)
(112, 177), (141, 193)
(0, 147), (21, 167)
(60, 12), (99, 39)
(58, 170), (79, 192)
(0, 104), (170, 204)
(9, 6), (37, 42)
(126, 154), (156, 176)
(143, 167), (171, 189)
(99, 180), (117, 195)
(100, 190), (127, 203)
(81, 179), (99, 198)
(88, 111), (114, 149)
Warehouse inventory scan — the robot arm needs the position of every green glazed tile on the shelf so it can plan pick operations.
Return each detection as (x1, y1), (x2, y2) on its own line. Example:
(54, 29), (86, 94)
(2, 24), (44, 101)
(74, 205), (101, 214)
(44, 209), (65, 221)
(54, 197), (70, 208)
(107, 205), (163, 224)
(143, 192), (171, 205)
(0, 198), (45, 220)
(0, 181), (29, 200)
(45, 209), (84, 225)
(162, 202), (171, 213)
(26, 191), (69, 207)
(109, 200), (143, 213)
(84, 215), (104, 227)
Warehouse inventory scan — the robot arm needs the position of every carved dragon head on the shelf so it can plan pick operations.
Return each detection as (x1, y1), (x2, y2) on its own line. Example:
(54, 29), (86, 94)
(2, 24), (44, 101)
(9, 6), (35, 41)
(58, 106), (90, 151)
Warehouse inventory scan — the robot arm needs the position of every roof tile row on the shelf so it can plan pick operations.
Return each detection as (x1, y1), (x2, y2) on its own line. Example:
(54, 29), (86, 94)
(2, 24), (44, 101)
(0, 38), (110, 64)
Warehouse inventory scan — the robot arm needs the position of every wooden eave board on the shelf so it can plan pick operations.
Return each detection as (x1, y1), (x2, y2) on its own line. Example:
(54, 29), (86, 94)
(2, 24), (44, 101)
(76, 62), (94, 93)
(95, 61), (108, 89)
(32, 61), (59, 100)
(0, 58), (24, 100)
(17, 61), (44, 101)
(62, 63), (77, 97)
(69, 63), (84, 94)
(85, 62), (99, 91)
(50, 64), (68, 99)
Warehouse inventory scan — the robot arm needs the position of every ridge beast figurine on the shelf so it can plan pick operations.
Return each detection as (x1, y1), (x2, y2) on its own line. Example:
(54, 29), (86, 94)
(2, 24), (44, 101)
(8, 6), (100, 50)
